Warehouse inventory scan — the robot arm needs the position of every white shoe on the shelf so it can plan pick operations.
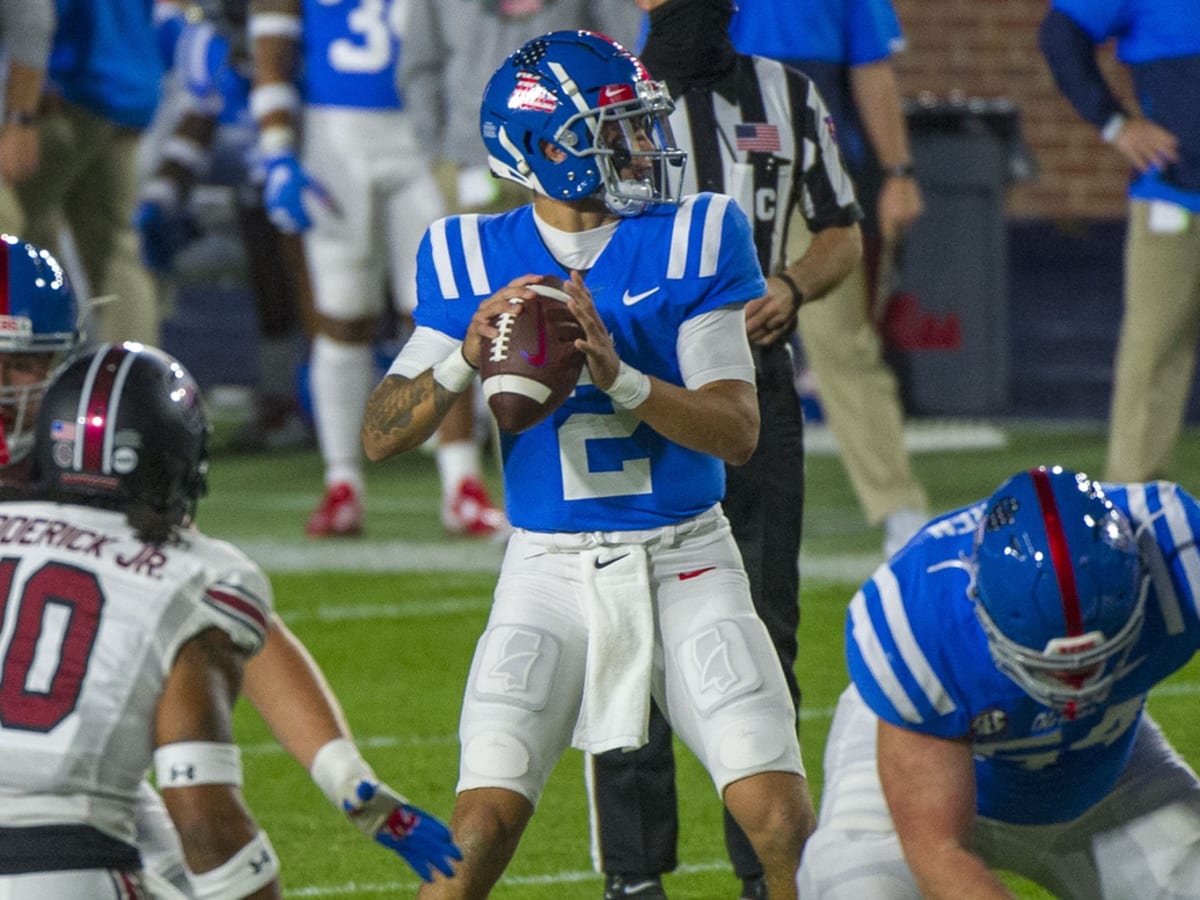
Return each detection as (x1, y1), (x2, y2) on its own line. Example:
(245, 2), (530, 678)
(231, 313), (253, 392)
(883, 507), (927, 558)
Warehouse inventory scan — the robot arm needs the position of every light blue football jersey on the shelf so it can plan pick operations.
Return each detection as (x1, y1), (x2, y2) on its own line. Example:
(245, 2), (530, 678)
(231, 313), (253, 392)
(846, 479), (1200, 824)
(300, 0), (404, 109)
(414, 193), (766, 533)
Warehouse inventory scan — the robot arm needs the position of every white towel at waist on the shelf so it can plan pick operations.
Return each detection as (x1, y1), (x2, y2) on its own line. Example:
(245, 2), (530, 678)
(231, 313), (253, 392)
(571, 543), (654, 755)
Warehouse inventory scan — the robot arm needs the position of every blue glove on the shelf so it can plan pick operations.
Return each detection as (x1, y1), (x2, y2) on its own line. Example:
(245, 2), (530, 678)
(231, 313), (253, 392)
(262, 153), (336, 234)
(133, 195), (194, 274)
(175, 21), (231, 112)
(343, 780), (461, 882)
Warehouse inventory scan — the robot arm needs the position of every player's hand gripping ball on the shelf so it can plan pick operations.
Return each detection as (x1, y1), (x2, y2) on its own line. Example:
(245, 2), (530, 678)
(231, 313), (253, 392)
(481, 276), (585, 433)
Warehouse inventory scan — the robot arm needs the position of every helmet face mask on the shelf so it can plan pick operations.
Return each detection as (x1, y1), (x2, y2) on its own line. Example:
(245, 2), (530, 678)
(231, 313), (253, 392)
(0, 235), (79, 468)
(481, 30), (687, 216)
(969, 467), (1147, 718)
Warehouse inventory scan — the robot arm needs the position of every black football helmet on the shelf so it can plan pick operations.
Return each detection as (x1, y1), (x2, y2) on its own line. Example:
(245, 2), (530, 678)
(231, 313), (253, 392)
(34, 343), (210, 534)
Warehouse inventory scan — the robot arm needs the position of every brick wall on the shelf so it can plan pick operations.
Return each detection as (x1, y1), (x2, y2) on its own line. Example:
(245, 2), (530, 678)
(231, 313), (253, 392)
(892, 0), (1134, 220)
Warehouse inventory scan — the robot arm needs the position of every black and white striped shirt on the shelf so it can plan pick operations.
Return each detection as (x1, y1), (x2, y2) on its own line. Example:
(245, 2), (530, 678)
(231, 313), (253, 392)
(666, 55), (862, 275)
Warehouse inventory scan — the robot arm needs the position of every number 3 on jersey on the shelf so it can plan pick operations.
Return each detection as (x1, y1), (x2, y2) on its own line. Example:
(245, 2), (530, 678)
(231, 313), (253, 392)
(327, 0), (408, 74)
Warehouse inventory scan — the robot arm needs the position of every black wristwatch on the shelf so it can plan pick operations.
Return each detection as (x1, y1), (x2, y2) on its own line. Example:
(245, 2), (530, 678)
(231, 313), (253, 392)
(4, 109), (38, 128)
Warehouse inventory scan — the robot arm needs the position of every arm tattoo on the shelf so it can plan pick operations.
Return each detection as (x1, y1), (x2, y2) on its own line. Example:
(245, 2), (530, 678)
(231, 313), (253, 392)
(363, 372), (459, 448)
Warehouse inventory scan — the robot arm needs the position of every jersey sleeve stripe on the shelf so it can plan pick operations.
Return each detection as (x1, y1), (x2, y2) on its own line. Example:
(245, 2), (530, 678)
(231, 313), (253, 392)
(848, 590), (922, 722)
(204, 586), (269, 640)
(1152, 481), (1200, 625)
(667, 198), (696, 280)
(876, 565), (956, 716)
(429, 219), (459, 299)
(699, 194), (730, 278)
(460, 214), (492, 297)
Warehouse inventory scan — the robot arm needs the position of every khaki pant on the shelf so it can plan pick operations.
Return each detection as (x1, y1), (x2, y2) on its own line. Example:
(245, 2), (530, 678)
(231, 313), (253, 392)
(2, 100), (158, 345)
(1106, 199), (1200, 482)
(791, 226), (928, 524)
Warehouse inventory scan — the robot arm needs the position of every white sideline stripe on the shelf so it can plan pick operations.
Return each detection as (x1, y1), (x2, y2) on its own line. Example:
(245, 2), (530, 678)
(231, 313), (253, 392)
(284, 860), (729, 897)
(245, 539), (881, 582)
(243, 681), (1200, 758)
(804, 420), (1008, 456)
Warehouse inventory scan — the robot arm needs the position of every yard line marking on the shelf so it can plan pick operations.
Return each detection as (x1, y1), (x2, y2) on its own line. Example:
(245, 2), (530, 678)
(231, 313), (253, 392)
(244, 539), (881, 583)
(283, 860), (730, 896)
(241, 681), (1200, 757)
(279, 596), (491, 624)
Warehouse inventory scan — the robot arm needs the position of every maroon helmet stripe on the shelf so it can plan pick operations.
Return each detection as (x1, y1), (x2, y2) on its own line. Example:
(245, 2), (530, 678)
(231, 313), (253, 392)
(82, 345), (125, 472)
(1030, 468), (1084, 635)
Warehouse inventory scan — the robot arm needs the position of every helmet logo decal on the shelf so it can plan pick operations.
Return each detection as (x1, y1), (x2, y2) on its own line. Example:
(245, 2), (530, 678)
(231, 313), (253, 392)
(509, 72), (558, 114)
(984, 496), (1019, 531)
(1030, 467), (1084, 636)
(599, 84), (635, 106)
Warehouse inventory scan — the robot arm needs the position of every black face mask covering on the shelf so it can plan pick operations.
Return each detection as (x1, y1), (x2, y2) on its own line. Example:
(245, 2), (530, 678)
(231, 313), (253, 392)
(639, 0), (738, 92)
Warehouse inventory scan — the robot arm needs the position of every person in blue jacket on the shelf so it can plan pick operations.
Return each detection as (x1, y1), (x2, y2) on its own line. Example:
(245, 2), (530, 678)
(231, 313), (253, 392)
(1040, 0), (1200, 488)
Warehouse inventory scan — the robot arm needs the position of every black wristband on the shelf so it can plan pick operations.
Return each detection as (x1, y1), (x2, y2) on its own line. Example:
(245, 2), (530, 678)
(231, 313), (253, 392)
(776, 271), (804, 311)
(4, 109), (37, 127)
(882, 162), (916, 179)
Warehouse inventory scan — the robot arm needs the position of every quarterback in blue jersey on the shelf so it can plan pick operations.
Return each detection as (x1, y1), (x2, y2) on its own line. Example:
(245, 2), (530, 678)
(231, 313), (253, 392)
(797, 466), (1200, 900)
(363, 30), (813, 900)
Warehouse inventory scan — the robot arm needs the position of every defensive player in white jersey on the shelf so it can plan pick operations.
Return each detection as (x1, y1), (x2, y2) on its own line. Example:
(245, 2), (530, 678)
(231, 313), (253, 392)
(797, 466), (1200, 900)
(0, 343), (280, 898)
(362, 30), (814, 900)
(0, 235), (460, 893)
(248, 0), (506, 538)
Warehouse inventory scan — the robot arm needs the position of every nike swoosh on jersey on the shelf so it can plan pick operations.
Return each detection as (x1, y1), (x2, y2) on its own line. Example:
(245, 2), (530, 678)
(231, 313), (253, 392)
(594, 553), (630, 569)
(521, 303), (548, 366)
(678, 567), (716, 580)
(622, 287), (660, 306)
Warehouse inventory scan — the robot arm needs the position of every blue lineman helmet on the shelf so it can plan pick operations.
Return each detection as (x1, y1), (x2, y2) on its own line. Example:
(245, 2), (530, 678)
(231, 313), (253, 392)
(479, 30), (687, 216)
(0, 235), (79, 468)
(970, 466), (1147, 717)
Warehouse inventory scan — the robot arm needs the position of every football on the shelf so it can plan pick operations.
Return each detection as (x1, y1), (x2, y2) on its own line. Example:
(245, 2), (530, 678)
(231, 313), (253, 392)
(480, 277), (585, 434)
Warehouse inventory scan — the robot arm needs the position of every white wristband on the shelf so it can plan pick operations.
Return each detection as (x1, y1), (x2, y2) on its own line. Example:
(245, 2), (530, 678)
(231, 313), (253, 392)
(249, 82), (300, 123)
(604, 361), (651, 409)
(431, 345), (477, 393)
(310, 737), (375, 809)
(257, 124), (296, 158)
(154, 741), (242, 787)
(1100, 113), (1127, 144)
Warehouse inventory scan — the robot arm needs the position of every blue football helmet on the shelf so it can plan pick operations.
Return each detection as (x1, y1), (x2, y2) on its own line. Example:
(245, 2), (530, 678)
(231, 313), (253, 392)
(970, 466), (1147, 717)
(0, 235), (80, 469)
(480, 30), (686, 216)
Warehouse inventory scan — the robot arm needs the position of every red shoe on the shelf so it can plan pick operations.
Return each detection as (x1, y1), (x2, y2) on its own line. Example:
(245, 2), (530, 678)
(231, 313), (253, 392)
(442, 476), (510, 538)
(306, 482), (364, 537)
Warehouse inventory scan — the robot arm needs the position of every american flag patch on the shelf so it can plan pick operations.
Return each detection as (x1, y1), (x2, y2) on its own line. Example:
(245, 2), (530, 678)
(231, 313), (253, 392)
(735, 123), (781, 152)
(51, 419), (76, 441)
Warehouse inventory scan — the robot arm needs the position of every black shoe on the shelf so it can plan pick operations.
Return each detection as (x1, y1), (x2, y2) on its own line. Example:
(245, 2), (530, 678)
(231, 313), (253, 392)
(739, 875), (767, 900)
(604, 874), (667, 899)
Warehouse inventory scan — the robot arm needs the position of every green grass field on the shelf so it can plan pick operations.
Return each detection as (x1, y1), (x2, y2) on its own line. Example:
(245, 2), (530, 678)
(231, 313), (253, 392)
(198, 418), (1200, 898)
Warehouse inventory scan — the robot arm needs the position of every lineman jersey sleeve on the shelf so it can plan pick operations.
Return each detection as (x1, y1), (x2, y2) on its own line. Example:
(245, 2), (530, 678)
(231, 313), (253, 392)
(844, 502), (988, 739)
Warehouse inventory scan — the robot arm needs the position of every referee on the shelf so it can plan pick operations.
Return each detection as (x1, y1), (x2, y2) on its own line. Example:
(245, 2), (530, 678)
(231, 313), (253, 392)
(587, 1), (864, 898)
